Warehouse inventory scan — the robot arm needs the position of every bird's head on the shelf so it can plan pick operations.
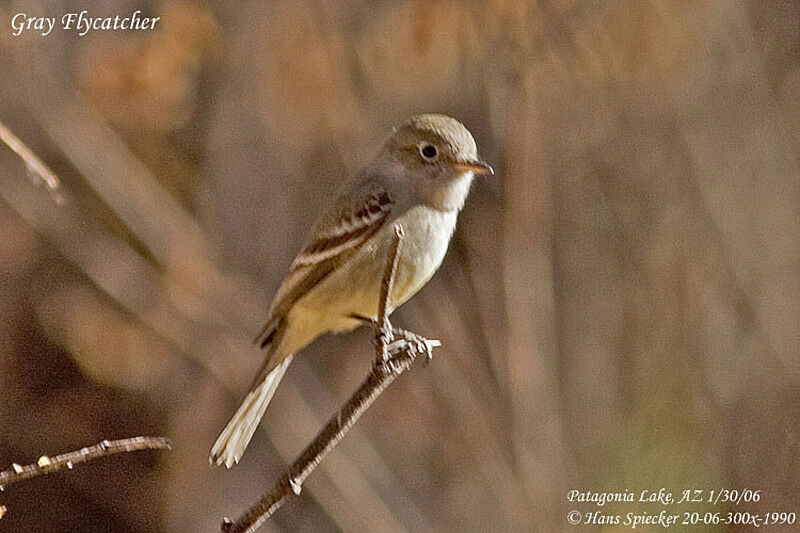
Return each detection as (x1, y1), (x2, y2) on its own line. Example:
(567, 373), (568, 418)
(379, 114), (492, 211)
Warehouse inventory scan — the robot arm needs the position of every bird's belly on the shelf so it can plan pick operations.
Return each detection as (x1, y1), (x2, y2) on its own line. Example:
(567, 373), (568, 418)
(294, 206), (458, 332)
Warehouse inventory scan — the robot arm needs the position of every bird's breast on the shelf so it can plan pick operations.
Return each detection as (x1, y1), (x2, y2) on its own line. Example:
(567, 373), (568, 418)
(389, 206), (458, 308)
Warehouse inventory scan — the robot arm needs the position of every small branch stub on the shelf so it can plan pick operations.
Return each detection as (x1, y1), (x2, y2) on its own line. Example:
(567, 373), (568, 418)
(220, 224), (440, 533)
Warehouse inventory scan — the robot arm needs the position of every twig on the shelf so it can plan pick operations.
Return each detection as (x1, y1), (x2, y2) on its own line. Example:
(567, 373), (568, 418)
(0, 436), (171, 489)
(376, 225), (404, 363)
(221, 225), (440, 533)
(0, 119), (63, 203)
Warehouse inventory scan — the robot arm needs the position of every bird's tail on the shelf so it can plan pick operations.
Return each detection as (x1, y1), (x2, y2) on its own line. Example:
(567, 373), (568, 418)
(209, 355), (293, 468)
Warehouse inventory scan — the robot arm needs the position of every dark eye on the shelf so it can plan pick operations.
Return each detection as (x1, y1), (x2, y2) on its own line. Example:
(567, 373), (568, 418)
(419, 144), (438, 161)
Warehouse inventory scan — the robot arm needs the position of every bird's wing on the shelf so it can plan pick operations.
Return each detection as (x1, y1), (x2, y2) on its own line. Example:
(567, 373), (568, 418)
(254, 187), (394, 348)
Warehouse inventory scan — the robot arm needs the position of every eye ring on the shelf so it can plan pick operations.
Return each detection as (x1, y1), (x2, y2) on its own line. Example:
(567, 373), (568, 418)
(419, 143), (438, 162)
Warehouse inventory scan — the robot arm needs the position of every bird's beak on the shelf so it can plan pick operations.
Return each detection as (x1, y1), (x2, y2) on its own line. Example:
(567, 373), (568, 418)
(455, 158), (494, 176)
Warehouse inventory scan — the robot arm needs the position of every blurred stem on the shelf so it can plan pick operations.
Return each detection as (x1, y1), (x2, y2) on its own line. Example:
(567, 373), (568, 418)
(0, 119), (62, 203)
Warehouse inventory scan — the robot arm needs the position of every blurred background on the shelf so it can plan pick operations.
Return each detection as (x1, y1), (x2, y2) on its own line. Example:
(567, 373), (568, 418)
(1, 0), (799, 531)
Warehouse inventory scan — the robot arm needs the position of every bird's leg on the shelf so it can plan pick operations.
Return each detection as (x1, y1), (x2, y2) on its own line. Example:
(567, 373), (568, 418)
(348, 313), (439, 368)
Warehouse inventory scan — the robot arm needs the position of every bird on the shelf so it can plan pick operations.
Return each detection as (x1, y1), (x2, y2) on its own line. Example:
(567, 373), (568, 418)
(210, 114), (493, 467)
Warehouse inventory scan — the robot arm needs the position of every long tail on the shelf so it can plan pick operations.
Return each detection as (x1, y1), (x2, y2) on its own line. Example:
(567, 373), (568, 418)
(209, 355), (293, 468)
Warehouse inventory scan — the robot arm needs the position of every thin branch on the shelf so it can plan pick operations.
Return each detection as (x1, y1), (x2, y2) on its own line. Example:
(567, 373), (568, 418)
(376, 225), (404, 363)
(0, 436), (171, 488)
(0, 119), (62, 203)
(221, 225), (440, 533)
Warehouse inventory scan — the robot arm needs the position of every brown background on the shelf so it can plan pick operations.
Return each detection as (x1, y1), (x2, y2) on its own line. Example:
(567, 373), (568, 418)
(1, 1), (799, 531)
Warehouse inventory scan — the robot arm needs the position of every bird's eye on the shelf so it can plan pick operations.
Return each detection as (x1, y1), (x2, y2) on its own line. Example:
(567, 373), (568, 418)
(419, 144), (438, 161)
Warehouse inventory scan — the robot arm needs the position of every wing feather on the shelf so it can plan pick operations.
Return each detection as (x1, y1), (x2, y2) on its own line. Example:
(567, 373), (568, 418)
(291, 194), (390, 267)
(254, 190), (393, 347)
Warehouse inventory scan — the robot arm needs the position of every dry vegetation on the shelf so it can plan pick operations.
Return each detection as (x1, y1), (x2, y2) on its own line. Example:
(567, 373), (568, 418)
(1, 1), (799, 531)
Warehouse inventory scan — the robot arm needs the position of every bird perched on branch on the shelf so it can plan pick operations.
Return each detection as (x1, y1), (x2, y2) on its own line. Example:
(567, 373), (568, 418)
(210, 114), (493, 467)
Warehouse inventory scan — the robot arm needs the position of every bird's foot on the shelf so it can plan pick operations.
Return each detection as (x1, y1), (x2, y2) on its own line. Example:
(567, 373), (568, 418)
(351, 313), (439, 368)
(390, 327), (440, 364)
(379, 333), (440, 373)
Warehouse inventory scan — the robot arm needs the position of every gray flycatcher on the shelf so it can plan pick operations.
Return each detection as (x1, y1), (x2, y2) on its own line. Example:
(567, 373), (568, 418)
(210, 114), (492, 467)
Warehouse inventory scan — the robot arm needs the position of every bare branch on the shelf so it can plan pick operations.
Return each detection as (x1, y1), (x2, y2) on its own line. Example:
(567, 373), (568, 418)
(0, 119), (62, 203)
(221, 225), (440, 533)
(0, 436), (171, 489)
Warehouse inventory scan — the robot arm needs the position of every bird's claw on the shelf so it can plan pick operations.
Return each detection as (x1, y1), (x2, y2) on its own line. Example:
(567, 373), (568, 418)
(368, 316), (439, 369)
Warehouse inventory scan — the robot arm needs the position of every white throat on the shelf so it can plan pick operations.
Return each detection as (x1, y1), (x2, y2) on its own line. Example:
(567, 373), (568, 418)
(431, 171), (474, 212)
